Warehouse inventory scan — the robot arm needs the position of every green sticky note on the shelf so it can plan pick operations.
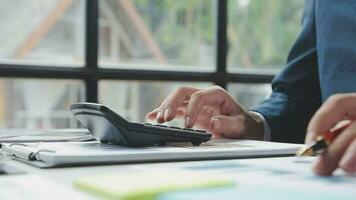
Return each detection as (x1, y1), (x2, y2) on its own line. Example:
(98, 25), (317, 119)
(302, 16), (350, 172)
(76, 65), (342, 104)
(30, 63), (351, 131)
(74, 171), (234, 200)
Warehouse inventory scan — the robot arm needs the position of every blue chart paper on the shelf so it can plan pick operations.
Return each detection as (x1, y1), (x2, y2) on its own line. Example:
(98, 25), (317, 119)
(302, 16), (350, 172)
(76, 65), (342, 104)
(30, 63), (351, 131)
(158, 186), (354, 200)
(153, 157), (356, 200)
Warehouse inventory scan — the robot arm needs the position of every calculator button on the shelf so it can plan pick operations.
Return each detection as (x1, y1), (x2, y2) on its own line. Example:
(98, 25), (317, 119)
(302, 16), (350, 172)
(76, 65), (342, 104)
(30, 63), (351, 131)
(169, 126), (182, 129)
(193, 129), (206, 133)
(156, 124), (167, 127)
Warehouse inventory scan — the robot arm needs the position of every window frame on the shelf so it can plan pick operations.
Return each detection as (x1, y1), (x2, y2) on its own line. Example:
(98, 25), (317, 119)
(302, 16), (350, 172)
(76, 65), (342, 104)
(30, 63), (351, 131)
(0, 0), (274, 103)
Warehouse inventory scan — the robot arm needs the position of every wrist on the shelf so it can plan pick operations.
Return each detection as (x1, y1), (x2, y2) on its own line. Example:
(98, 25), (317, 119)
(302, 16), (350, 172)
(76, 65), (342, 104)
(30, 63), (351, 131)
(242, 111), (265, 140)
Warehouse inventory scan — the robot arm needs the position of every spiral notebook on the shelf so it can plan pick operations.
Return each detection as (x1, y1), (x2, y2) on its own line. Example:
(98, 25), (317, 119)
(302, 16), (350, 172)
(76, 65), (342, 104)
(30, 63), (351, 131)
(1, 139), (303, 168)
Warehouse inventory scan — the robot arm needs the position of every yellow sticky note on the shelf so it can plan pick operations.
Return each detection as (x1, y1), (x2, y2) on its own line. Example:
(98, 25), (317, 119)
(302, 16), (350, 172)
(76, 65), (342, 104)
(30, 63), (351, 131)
(74, 171), (234, 200)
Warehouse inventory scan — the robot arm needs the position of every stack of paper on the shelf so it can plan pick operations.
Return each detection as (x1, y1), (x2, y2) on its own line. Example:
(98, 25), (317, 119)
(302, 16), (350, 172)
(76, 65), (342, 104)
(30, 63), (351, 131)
(0, 129), (93, 143)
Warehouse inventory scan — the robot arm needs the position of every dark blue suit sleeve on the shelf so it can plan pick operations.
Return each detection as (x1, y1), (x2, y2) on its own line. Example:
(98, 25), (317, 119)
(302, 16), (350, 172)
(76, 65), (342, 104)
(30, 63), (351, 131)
(251, 0), (322, 143)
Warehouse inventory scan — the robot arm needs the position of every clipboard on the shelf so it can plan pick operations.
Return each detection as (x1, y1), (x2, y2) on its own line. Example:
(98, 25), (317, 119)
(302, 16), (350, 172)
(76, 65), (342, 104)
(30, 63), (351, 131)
(1, 139), (304, 168)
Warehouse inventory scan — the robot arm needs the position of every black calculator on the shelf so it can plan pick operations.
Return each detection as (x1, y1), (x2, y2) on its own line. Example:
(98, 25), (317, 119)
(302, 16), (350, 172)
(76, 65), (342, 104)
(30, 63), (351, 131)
(70, 103), (212, 147)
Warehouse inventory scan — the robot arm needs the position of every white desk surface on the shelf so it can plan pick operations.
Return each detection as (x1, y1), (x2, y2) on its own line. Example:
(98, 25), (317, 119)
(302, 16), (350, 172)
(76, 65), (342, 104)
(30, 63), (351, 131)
(1, 156), (356, 199)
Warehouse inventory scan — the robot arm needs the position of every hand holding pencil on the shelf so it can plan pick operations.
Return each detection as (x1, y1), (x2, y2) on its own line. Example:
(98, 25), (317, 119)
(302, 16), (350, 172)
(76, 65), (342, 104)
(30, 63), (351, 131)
(304, 94), (356, 175)
(297, 121), (351, 157)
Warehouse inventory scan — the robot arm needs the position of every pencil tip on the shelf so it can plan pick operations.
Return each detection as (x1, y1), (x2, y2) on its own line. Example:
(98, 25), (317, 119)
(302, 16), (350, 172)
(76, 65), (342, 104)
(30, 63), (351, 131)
(296, 147), (313, 157)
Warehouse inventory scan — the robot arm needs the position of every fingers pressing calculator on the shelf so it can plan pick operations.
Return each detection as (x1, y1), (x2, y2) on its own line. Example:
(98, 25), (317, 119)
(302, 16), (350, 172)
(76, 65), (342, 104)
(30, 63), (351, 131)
(70, 103), (212, 147)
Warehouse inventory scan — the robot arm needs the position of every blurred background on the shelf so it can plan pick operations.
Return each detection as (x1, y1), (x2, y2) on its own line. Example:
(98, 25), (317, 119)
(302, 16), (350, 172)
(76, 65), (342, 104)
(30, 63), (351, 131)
(0, 0), (303, 128)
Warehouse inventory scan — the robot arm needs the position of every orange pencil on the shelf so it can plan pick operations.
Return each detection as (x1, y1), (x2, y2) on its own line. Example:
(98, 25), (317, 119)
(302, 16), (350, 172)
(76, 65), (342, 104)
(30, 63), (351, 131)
(296, 122), (351, 156)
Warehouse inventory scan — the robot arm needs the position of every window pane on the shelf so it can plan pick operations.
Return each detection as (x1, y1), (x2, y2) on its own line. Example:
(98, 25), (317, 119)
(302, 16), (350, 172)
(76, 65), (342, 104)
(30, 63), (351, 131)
(0, 0), (85, 66)
(99, 81), (212, 125)
(99, 0), (215, 71)
(228, 0), (304, 72)
(0, 79), (85, 128)
(227, 83), (271, 109)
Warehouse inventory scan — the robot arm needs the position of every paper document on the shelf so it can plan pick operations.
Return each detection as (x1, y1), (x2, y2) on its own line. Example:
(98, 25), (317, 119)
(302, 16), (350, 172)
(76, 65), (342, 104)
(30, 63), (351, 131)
(1, 139), (303, 168)
(136, 157), (356, 200)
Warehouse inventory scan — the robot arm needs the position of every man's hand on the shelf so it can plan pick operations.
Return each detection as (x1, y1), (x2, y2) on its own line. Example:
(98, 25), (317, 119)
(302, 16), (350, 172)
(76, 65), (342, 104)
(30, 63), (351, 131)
(147, 86), (264, 140)
(306, 93), (356, 175)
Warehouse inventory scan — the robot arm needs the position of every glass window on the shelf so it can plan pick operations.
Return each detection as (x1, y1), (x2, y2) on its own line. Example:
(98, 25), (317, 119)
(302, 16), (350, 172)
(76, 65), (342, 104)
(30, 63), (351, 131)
(228, 0), (304, 72)
(0, 79), (85, 129)
(0, 0), (85, 66)
(227, 83), (271, 109)
(99, 81), (212, 126)
(99, 0), (215, 71)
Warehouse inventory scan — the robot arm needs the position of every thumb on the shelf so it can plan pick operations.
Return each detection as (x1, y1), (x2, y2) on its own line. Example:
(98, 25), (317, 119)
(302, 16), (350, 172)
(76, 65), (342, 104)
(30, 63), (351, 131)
(210, 115), (245, 138)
